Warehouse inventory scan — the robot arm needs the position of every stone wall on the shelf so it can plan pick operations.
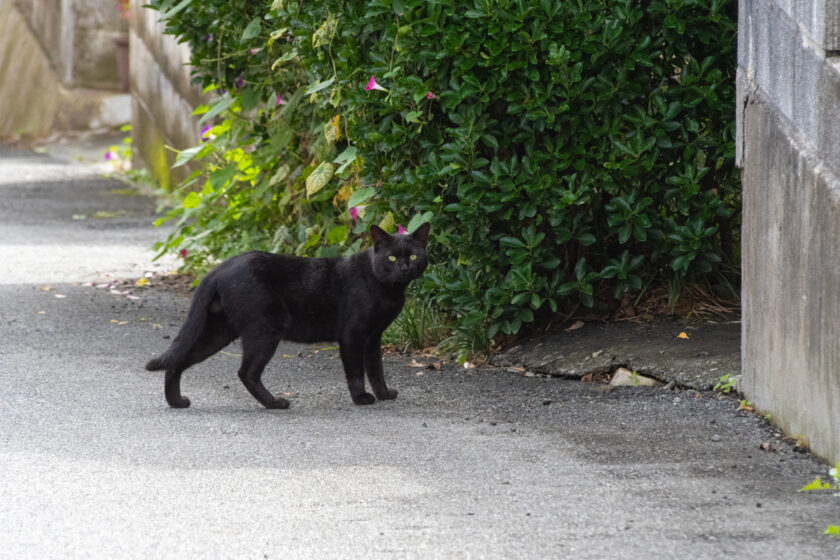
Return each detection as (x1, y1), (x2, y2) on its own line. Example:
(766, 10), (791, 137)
(738, 0), (840, 463)
(129, 0), (202, 189)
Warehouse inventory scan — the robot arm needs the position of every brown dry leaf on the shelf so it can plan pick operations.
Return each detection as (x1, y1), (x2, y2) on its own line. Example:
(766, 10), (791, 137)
(415, 370), (425, 376)
(759, 442), (774, 452)
(428, 362), (442, 371)
(565, 320), (585, 332)
(409, 359), (427, 368)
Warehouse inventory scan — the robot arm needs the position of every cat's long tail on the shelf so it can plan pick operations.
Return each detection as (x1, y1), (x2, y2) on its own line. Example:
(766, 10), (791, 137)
(145, 275), (218, 372)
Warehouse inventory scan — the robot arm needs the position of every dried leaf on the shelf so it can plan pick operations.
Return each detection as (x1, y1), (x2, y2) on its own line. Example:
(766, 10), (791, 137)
(135, 278), (149, 287)
(677, 331), (689, 339)
(565, 320), (585, 331)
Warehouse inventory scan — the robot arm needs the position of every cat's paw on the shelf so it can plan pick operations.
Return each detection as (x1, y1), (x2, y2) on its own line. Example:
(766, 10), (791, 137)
(352, 392), (377, 405)
(375, 388), (398, 400)
(167, 395), (191, 408)
(265, 397), (290, 409)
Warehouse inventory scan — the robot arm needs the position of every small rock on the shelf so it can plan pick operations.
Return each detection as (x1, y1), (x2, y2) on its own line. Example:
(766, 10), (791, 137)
(609, 367), (660, 387)
(542, 399), (551, 406)
(711, 434), (721, 442)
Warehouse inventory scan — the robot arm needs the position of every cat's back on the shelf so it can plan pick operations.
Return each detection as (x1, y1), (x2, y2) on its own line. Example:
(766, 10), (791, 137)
(215, 250), (341, 290)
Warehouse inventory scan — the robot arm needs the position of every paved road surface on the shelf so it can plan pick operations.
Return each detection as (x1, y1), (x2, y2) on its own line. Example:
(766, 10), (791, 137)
(1, 145), (838, 558)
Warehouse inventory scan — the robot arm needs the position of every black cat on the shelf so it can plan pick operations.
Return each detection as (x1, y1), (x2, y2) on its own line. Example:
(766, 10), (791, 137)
(146, 223), (430, 409)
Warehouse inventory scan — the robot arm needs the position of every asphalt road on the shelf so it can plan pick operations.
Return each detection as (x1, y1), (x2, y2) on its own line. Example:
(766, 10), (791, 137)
(1, 145), (839, 558)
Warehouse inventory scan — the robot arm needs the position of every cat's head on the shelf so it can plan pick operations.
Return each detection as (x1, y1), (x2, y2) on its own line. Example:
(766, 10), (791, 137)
(369, 223), (430, 284)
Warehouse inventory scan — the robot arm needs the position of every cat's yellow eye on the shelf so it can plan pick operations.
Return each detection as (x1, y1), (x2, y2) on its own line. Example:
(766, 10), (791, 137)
(409, 254), (417, 261)
(388, 255), (397, 262)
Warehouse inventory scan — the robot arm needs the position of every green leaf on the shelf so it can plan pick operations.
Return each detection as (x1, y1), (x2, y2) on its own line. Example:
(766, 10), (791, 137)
(500, 236), (525, 248)
(333, 146), (358, 174)
(182, 192), (201, 209)
(199, 96), (235, 124)
(348, 186), (376, 207)
(825, 526), (840, 538)
(272, 49), (299, 70)
(305, 76), (336, 95)
(209, 166), (236, 190)
(161, 0), (192, 19)
(799, 477), (831, 492)
(241, 17), (262, 42)
(405, 111), (422, 123)
(406, 211), (433, 233)
(577, 233), (596, 246)
(305, 162), (335, 198)
(173, 146), (203, 168)
(326, 224), (348, 244)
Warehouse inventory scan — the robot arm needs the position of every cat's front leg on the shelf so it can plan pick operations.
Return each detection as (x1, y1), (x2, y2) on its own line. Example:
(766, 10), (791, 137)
(339, 337), (376, 405)
(364, 334), (397, 400)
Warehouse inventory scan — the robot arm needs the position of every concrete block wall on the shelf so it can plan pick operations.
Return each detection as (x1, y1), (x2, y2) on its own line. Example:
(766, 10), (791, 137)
(129, 0), (202, 189)
(738, 0), (840, 463)
(14, 0), (128, 90)
(0, 0), (130, 138)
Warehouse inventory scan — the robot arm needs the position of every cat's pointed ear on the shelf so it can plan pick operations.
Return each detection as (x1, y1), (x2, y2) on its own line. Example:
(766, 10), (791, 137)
(411, 222), (430, 244)
(370, 225), (390, 245)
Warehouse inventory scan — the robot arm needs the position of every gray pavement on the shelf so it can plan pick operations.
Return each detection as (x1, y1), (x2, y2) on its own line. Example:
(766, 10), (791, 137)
(1, 144), (839, 559)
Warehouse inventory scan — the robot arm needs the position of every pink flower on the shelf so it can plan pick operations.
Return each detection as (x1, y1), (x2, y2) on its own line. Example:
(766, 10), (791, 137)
(426, 91), (435, 99)
(349, 207), (359, 221)
(179, 248), (188, 260)
(104, 151), (117, 161)
(365, 75), (387, 92)
(275, 93), (286, 106)
(397, 224), (407, 234)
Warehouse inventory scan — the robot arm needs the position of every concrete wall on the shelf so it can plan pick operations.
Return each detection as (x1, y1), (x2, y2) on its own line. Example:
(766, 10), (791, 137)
(129, 0), (202, 189)
(14, 0), (128, 90)
(0, 0), (130, 139)
(738, 0), (840, 463)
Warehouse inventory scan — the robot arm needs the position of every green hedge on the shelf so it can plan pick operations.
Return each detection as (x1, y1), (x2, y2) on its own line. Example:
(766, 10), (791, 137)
(149, 0), (739, 354)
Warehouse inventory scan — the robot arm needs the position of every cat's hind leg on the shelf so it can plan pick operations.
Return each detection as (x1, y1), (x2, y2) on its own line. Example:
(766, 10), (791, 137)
(237, 329), (288, 409)
(164, 367), (191, 408)
(164, 313), (237, 409)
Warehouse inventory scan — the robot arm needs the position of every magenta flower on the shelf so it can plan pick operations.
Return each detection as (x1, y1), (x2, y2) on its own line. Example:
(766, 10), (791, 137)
(275, 93), (286, 106)
(397, 224), (407, 234)
(179, 248), (188, 260)
(104, 150), (117, 161)
(365, 75), (387, 92)
(349, 206), (359, 221)
(201, 125), (213, 142)
(426, 91), (435, 99)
